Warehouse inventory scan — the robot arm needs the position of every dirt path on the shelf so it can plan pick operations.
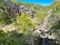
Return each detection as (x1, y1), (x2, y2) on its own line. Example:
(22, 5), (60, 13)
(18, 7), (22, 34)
(1, 23), (16, 32)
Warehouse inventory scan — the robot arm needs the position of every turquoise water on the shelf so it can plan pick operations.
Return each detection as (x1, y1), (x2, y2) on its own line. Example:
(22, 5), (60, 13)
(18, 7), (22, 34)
(17, 0), (54, 6)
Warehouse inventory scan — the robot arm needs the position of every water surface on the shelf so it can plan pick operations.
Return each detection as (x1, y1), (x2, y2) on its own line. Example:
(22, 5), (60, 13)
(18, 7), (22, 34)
(18, 0), (54, 6)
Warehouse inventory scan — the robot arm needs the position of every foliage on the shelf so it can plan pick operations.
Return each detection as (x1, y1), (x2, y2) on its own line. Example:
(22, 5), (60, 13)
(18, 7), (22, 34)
(0, 0), (60, 45)
(0, 30), (31, 45)
(16, 13), (35, 33)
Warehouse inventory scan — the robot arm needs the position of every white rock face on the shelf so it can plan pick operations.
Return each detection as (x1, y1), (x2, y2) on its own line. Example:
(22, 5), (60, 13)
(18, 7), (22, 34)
(33, 9), (57, 40)
(48, 35), (56, 39)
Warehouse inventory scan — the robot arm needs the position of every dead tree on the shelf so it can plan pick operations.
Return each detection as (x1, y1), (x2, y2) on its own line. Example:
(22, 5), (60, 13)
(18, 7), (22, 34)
(18, 5), (26, 15)
(29, 8), (35, 18)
